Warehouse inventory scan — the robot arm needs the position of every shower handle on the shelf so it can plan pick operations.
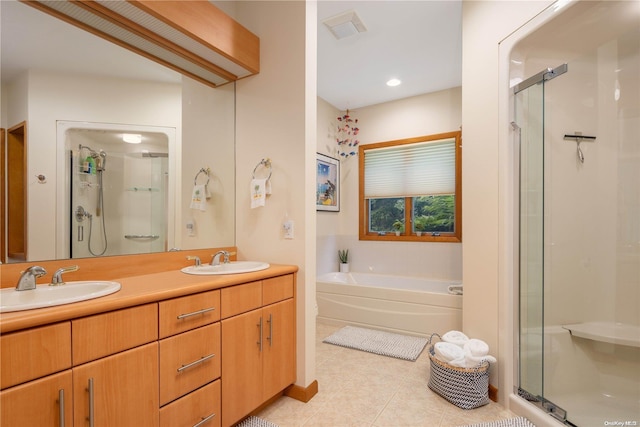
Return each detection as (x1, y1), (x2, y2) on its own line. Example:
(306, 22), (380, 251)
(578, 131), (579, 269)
(75, 205), (92, 222)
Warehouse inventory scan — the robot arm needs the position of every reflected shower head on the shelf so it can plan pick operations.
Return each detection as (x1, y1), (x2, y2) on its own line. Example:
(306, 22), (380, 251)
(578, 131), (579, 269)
(97, 150), (107, 171)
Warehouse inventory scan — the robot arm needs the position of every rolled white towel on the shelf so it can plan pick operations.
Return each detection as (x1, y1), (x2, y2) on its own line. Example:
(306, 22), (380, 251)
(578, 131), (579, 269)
(464, 338), (490, 357)
(464, 347), (497, 367)
(434, 342), (464, 363)
(442, 330), (469, 347)
(448, 357), (468, 368)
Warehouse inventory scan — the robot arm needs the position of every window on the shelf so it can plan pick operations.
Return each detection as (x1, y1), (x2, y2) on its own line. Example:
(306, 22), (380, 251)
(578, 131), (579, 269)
(359, 131), (462, 242)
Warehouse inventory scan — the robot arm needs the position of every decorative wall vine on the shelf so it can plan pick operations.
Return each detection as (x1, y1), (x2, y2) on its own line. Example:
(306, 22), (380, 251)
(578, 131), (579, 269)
(336, 110), (359, 158)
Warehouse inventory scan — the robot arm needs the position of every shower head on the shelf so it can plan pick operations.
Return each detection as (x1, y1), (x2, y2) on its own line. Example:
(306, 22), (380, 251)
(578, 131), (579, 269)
(97, 150), (107, 171)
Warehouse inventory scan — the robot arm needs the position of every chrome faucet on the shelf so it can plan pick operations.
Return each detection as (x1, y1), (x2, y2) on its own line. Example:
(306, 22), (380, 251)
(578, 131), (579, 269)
(186, 256), (201, 267)
(210, 250), (230, 266)
(16, 266), (47, 291)
(51, 265), (79, 286)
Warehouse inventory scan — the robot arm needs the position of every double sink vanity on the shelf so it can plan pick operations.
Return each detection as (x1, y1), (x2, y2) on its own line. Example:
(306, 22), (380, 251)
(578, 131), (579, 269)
(0, 249), (299, 427)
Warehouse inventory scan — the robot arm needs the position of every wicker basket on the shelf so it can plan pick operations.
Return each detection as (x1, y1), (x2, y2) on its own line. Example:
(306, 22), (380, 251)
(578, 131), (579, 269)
(427, 334), (490, 410)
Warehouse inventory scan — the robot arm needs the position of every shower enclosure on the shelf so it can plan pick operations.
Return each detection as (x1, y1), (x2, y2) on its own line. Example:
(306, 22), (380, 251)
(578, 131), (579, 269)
(513, 2), (639, 426)
(61, 123), (173, 259)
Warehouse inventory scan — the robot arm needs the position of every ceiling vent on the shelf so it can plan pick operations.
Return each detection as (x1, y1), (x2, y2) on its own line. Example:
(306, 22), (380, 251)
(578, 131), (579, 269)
(323, 10), (367, 40)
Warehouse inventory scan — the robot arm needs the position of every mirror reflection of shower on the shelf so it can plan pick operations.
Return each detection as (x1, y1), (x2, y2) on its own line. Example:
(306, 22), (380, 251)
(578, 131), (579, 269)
(77, 144), (108, 256)
(63, 123), (174, 259)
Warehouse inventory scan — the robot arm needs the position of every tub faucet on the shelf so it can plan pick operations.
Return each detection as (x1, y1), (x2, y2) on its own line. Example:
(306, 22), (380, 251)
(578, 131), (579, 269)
(16, 266), (47, 291)
(210, 250), (230, 266)
(51, 265), (79, 286)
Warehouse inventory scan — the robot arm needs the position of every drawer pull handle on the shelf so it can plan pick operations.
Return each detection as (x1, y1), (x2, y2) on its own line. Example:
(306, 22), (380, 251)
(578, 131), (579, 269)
(177, 307), (216, 319)
(193, 413), (216, 427)
(58, 389), (65, 427)
(267, 313), (273, 347)
(257, 317), (263, 352)
(177, 353), (216, 373)
(87, 378), (95, 427)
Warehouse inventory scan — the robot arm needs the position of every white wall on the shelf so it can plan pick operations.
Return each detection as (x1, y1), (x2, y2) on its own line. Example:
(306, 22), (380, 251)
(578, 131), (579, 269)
(235, 1), (316, 390)
(316, 88), (462, 281)
(181, 79), (236, 251)
(461, 0), (553, 405)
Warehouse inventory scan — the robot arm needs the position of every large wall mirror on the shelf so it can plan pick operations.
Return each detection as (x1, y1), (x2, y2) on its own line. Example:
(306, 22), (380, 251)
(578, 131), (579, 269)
(1, 0), (236, 264)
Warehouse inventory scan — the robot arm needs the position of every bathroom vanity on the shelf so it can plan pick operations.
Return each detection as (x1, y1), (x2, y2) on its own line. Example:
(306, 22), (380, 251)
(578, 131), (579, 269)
(0, 257), (297, 427)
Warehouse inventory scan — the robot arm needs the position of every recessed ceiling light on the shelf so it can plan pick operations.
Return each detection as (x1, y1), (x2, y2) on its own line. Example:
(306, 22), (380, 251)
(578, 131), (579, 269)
(386, 78), (402, 87)
(123, 133), (142, 144)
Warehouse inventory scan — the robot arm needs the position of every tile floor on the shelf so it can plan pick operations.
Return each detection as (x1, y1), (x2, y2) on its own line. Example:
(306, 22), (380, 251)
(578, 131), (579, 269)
(254, 321), (518, 426)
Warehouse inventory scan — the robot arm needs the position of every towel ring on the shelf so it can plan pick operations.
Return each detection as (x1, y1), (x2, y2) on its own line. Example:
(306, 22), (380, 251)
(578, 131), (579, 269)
(194, 167), (210, 186)
(252, 158), (272, 180)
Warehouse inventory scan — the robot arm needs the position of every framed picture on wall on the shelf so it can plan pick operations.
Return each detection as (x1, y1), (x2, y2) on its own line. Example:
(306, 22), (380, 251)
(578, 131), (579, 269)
(316, 153), (340, 212)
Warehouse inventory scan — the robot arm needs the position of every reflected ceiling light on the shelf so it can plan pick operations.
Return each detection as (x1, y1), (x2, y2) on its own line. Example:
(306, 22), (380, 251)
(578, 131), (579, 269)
(386, 78), (402, 87)
(323, 10), (367, 40)
(123, 134), (142, 144)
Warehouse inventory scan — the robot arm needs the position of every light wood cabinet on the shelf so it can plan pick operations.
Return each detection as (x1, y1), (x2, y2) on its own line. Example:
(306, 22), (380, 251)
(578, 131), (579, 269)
(263, 299), (296, 399)
(221, 308), (264, 426)
(158, 291), (222, 425)
(0, 270), (296, 427)
(160, 380), (221, 427)
(159, 323), (221, 405)
(1, 370), (73, 426)
(0, 322), (71, 389)
(73, 342), (159, 427)
(72, 303), (158, 364)
(221, 275), (296, 427)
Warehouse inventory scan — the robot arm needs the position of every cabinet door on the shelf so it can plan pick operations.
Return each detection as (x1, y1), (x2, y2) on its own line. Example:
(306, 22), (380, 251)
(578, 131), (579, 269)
(263, 299), (295, 400)
(1, 370), (73, 426)
(221, 309), (263, 427)
(73, 342), (159, 427)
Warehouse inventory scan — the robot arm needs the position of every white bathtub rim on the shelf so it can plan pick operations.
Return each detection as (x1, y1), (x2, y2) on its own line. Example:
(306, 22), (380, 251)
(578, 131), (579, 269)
(317, 275), (462, 310)
(317, 271), (462, 292)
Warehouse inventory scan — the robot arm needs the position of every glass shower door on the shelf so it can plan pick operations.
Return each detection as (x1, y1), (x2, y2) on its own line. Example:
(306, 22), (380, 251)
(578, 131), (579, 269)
(515, 78), (545, 404)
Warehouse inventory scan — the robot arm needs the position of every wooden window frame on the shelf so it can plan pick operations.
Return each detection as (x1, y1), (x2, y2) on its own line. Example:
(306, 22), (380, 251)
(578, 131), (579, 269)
(358, 131), (462, 243)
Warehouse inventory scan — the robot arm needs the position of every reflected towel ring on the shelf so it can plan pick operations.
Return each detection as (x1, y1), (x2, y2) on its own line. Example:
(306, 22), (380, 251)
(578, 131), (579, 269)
(252, 158), (272, 180)
(194, 167), (210, 186)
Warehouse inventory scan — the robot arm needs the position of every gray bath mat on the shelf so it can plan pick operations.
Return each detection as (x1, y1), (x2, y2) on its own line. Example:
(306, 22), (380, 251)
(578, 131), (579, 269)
(322, 325), (428, 361)
(457, 417), (536, 427)
(236, 416), (279, 427)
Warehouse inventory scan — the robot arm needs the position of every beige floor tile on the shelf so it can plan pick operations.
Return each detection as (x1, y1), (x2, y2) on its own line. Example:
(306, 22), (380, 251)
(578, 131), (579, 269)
(252, 321), (518, 427)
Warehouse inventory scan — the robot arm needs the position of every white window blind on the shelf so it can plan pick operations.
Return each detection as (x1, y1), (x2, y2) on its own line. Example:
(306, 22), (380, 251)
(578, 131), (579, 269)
(364, 138), (456, 198)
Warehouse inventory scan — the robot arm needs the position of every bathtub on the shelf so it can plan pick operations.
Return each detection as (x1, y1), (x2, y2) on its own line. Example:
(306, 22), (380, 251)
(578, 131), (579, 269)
(316, 272), (462, 337)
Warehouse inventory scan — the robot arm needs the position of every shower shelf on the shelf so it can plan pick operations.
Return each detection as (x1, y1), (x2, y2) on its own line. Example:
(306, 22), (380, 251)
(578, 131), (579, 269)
(562, 322), (640, 348)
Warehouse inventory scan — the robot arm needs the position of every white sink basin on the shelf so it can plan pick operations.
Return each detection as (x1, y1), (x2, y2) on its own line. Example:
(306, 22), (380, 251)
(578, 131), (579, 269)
(0, 281), (121, 313)
(181, 261), (270, 275)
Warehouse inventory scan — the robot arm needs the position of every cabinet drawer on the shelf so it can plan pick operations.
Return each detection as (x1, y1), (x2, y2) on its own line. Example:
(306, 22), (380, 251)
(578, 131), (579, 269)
(159, 290), (220, 338)
(1, 322), (71, 389)
(160, 380), (221, 427)
(220, 281), (262, 318)
(159, 323), (221, 405)
(263, 274), (294, 305)
(73, 303), (158, 364)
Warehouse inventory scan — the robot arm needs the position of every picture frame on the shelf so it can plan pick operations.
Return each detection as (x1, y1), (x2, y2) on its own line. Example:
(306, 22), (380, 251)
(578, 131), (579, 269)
(316, 153), (340, 211)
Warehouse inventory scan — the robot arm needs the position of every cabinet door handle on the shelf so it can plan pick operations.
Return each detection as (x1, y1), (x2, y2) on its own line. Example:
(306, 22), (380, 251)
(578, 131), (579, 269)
(87, 378), (95, 427)
(58, 389), (65, 427)
(257, 317), (263, 352)
(192, 413), (216, 427)
(177, 353), (216, 373)
(177, 307), (216, 319)
(267, 313), (273, 347)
